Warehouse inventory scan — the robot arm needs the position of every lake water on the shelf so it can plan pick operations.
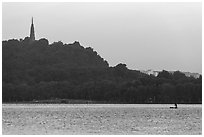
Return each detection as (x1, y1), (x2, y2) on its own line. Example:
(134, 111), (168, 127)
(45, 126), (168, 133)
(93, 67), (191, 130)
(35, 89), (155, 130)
(2, 104), (202, 135)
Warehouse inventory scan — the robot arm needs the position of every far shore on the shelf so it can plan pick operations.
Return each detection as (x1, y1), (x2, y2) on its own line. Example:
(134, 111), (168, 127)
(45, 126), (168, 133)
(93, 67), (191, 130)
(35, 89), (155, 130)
(2, 99), (202, 104)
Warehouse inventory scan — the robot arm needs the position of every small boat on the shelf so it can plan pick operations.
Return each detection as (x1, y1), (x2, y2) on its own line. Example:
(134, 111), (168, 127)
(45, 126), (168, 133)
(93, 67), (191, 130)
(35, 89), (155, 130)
(170, 107), (177, 109)
(170, 103), (178, 109)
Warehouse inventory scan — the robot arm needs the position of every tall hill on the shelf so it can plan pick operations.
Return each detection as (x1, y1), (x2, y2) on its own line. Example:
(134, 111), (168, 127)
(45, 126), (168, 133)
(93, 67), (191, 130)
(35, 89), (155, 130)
(2, 38), (202, 104)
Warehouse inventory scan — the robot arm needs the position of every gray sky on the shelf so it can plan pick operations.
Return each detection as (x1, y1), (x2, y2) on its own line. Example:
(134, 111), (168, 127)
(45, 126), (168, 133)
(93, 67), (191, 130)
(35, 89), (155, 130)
(2, 2), (202, 74)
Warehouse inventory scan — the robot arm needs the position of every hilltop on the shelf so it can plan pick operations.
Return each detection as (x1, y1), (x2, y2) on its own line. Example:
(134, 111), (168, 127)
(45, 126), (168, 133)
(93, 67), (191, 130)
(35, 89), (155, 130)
(3, 37), (108, 70)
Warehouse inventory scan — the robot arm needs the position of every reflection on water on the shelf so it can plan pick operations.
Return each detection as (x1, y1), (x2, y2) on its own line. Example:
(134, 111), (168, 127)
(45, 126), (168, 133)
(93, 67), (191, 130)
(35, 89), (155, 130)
(2, 104), (202, 135)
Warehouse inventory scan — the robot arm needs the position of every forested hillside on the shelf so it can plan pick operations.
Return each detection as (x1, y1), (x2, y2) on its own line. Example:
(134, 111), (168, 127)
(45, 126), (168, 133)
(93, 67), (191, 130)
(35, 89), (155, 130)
(2, 38), (202, 103)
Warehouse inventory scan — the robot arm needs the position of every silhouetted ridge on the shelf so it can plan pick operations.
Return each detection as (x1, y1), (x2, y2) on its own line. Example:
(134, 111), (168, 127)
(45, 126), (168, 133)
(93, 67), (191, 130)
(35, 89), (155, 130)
(2, 38), (202, 104)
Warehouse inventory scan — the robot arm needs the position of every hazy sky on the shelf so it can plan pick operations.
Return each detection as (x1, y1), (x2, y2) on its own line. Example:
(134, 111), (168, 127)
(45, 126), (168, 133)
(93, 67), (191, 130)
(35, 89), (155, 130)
(2, 2), (202, 74)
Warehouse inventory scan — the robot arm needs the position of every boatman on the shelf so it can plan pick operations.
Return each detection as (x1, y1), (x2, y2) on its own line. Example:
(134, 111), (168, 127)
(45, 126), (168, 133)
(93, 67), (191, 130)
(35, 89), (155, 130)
(174, 103), (178, 108)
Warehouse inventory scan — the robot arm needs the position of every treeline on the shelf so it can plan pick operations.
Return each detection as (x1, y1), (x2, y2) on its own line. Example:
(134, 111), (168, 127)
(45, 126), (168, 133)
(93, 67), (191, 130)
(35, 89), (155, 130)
(2, 38), (202, 103)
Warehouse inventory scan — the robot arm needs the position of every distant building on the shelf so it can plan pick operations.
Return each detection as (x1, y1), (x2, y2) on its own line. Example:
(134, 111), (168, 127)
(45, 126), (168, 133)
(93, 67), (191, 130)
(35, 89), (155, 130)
(29, 17), (35, 43)
(140, 69), (159, 77)
(140, 69), (201, 79)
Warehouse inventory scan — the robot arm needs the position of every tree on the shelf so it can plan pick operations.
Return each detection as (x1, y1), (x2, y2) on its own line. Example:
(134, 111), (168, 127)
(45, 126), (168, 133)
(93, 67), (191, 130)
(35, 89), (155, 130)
(157, 70), (172, 79)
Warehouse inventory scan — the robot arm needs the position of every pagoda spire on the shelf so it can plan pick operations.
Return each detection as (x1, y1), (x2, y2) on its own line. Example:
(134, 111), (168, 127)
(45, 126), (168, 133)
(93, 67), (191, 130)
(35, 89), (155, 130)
(30, 17), (35, 43)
